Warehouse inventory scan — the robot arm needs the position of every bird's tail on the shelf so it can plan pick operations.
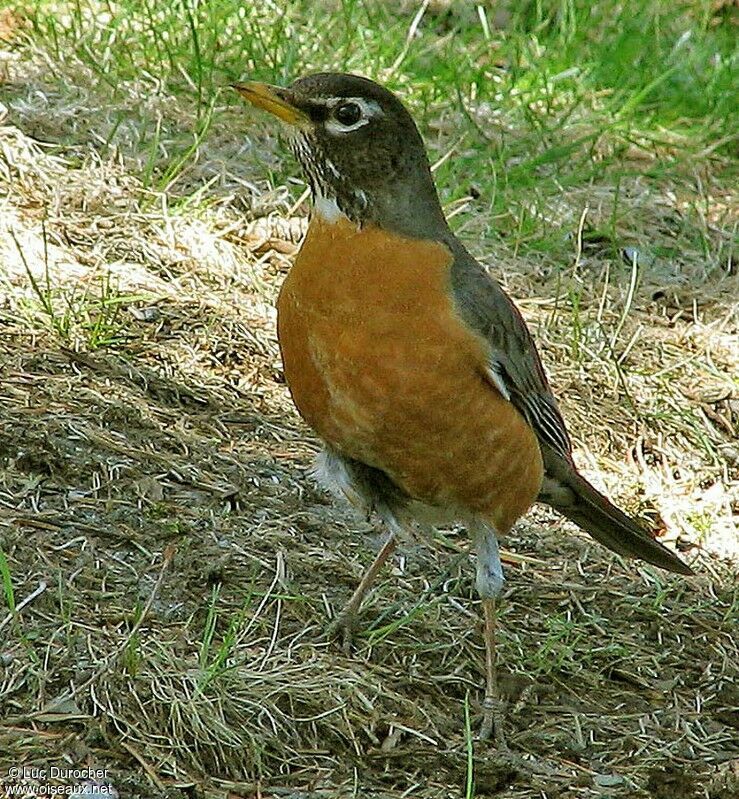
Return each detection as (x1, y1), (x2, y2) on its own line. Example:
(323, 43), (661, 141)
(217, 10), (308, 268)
(542, 456), (694, 576)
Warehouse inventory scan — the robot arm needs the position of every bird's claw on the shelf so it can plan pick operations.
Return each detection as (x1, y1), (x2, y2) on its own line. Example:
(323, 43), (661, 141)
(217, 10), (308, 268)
(479, 696), (507, 747)
(326, 610), (359, 653)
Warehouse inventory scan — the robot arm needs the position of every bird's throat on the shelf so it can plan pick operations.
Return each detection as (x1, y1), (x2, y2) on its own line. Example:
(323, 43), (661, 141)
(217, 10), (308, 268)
(313, 193), (351, 225)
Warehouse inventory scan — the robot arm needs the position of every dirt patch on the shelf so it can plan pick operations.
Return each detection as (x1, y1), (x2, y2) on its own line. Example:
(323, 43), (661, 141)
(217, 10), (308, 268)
(646, 765), (699, 799)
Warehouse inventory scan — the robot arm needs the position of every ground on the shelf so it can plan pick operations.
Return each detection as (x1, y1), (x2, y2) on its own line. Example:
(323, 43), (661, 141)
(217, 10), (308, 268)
(0, 2), (737, 798)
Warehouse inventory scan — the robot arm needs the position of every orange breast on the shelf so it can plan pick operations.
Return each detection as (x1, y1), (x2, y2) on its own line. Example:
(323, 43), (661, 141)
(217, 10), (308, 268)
(277, 214), (543, 534)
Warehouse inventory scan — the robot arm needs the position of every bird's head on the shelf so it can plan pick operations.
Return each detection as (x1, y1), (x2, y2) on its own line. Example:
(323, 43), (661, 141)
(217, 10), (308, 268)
(232, 72), (447, 238)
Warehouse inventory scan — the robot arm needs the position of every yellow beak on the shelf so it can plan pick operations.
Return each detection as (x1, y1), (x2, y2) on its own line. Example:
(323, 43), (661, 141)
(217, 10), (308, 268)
(230, 81), (310, 127)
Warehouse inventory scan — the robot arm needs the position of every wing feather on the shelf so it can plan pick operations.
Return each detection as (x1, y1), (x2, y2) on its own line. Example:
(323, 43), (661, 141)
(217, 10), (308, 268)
(450, 245), (572, 459)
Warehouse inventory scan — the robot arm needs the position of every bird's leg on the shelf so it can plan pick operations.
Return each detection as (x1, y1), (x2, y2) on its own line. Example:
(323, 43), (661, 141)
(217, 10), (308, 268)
(473, 523), (507, 746)
(480, 595), (505, 745)
(329, 532), (397, 651)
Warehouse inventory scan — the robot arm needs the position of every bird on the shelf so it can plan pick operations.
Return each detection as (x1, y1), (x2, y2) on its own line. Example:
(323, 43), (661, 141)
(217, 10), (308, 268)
(231, 72), (693, 744)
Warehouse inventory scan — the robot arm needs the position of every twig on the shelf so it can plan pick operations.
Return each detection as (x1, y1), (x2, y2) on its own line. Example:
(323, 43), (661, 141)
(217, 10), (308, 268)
(0, 581), (48, 634)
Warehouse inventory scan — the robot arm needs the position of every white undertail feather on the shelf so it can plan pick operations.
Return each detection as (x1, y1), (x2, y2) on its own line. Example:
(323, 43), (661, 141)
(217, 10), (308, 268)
(312, 449), (367, 511)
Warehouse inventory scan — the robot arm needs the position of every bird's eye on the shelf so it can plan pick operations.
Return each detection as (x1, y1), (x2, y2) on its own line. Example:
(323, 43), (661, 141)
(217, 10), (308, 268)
(334, 102), (362, 126)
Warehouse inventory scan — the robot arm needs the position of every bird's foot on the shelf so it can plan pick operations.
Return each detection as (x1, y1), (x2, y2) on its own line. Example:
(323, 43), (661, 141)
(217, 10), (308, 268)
(477, 711), (565, 778)
(478, 696), (507, 748)
(325, 609), (359, 654)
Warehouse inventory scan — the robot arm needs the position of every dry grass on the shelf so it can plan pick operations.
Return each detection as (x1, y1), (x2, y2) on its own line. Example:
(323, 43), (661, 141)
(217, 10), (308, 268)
(1, 10), (738, 799)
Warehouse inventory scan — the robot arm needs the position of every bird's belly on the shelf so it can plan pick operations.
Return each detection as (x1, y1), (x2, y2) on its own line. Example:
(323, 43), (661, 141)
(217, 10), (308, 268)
(277, 216), (543, 532)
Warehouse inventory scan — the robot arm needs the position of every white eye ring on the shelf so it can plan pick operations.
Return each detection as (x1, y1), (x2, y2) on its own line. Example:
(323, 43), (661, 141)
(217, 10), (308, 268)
(324, 97), (382, 134)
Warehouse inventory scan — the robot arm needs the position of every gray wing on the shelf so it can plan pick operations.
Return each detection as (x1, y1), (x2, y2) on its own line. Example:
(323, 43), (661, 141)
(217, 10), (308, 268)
(449, 246), (573, 461)
(447, 244), (693, 576)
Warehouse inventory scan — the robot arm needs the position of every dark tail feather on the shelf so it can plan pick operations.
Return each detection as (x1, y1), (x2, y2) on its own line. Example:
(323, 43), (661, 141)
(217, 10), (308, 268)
(545, 465), (694, 576)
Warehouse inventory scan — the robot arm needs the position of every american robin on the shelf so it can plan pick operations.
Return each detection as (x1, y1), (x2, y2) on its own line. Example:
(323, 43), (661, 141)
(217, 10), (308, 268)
(232, 73), (693, 743)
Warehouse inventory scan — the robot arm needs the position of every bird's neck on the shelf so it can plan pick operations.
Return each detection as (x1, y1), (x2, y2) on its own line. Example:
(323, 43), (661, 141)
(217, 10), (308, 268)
(311, 173), (449, 242)
(313, 193), (348, 225)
